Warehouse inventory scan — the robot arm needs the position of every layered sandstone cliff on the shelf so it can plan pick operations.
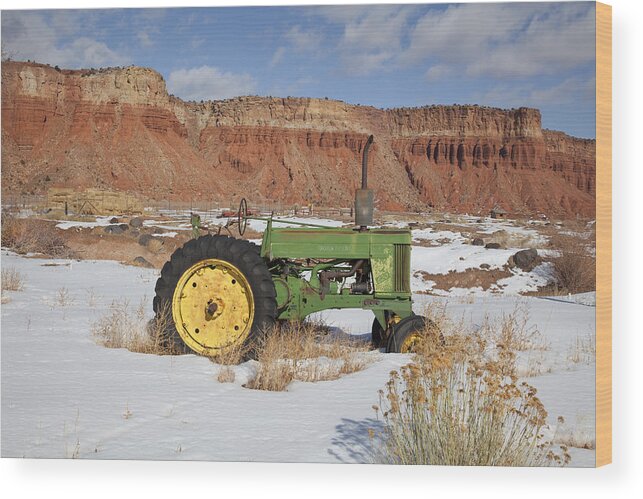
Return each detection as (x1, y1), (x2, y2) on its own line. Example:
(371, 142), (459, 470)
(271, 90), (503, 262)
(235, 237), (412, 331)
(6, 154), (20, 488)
(1, 61), (596, 217)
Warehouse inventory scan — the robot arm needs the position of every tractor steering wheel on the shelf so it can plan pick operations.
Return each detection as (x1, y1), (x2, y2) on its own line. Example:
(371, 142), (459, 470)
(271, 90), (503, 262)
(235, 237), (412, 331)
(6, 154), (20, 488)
(238, 198), (248, 236)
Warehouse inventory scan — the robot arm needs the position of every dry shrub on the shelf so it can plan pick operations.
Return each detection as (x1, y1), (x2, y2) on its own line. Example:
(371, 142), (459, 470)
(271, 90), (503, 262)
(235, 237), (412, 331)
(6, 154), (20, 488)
(146, 238), (164, 254)
(517, 352), (553, 378)
(217, 366), (236, 383)
(487, 303), (550, 353)
(552, 417), (595, 450)
(92, 299), (181, 355)
(486, 229), (541, 249)
(1, 267), (24, 291)
(210, 340), (251, 383)
(1, 212), (73, 258)
(245, 321), (371, 392)
(547, 235), (595, 293)
(567, 333), (596, 364)
(55, 286), (74, 307)
(373, 305), (569, 466)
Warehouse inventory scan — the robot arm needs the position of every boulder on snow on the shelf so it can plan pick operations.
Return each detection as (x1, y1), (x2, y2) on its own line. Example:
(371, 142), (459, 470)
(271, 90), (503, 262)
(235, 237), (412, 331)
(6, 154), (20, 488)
(471, 237), (484, 246)
(510, 248), (540, 271)
(485, 242), (501, 249)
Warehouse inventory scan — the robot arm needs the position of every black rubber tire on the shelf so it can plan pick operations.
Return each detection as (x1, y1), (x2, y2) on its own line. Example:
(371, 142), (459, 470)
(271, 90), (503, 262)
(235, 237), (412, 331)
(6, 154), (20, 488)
(387, 314), (427, 353)
(387, 314), (444, 353)
(153, 234), (277, 357)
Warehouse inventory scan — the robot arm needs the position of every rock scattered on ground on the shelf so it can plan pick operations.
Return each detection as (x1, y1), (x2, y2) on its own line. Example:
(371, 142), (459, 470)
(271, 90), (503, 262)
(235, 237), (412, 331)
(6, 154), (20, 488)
(104, 224), (128, 235)
(138, 234), (153, 246)
(132, 256), (154, 268)
(510, 248), (540, 271)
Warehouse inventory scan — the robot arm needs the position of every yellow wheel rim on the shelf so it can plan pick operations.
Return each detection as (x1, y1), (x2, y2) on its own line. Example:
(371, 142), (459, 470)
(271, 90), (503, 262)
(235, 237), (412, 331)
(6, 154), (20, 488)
(400, 331), (424, 353)
(172, 258), (255, 355)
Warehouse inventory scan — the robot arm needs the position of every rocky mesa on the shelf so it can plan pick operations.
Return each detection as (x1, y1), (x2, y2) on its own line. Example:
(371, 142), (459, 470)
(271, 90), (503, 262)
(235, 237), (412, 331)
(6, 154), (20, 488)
(1, 61), (596, 217)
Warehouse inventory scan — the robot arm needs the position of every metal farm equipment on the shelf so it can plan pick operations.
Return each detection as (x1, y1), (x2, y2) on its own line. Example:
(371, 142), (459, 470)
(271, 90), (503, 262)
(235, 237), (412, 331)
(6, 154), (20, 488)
(153, 135), (430, 356)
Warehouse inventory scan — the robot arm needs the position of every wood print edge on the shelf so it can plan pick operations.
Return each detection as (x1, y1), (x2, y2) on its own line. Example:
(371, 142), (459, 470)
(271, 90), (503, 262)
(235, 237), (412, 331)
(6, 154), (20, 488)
(595, 0), (612, 468)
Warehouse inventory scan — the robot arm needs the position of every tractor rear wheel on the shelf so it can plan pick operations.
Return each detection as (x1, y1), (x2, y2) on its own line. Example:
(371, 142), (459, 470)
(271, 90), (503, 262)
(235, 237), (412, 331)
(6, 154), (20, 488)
(153, 235), (277, 357)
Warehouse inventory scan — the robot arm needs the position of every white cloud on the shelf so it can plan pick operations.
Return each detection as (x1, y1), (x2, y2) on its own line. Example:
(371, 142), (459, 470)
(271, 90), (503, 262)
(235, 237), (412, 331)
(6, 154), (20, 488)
(310, 3), (595, 79)
(268, 26), (323, 70)
(1, 11), (129, 68)
(66, 37), (129, 67)
(529, 76), (596, 105)
(167, 66), (257, 101)
(402, 2), (595, 79)
(425, 65), (452, 82)
(476, 76), (596, 110)
(137, 31), (153, 48)
(285, 26), (323, 53)
(270, 46), (286, 67)
(334, 5), (415, 75)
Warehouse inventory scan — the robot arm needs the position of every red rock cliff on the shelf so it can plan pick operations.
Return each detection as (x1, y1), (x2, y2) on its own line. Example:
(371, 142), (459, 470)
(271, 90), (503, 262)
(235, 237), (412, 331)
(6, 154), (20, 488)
(1, 61), (595, 217)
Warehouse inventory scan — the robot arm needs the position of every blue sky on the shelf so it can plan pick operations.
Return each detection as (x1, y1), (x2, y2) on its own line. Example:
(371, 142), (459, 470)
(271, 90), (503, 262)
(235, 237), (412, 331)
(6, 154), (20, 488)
(1, 2), (596, 137)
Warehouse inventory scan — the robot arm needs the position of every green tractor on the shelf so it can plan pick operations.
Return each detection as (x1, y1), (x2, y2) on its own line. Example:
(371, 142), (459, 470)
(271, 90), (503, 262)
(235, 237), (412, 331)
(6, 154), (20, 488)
(153, 135), (429, 356)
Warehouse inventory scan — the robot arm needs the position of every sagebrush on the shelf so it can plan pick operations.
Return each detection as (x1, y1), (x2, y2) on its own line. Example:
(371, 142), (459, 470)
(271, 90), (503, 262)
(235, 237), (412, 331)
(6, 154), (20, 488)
(547, 235), (595, 293)
(373, 305), (570, 466)
(1, 267), (24, 291)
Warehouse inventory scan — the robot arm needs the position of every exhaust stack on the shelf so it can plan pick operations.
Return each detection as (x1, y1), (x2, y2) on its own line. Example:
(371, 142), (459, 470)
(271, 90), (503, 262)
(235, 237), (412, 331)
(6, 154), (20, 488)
(355, 135), (374, 230)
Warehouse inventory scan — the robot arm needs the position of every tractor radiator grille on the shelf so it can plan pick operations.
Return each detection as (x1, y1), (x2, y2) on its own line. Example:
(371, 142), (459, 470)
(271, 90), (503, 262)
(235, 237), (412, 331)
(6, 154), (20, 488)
(394, 244), (411, 293)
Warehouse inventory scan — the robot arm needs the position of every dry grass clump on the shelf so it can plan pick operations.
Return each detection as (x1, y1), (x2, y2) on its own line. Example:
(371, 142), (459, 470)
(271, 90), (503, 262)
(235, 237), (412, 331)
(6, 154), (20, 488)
(1, 267), (24, 291)
(92, 299), (181, 355)
(245, 321), (371, 392)
(1, 212), (73, 258)
(552, 417), (596, 450)
(547, 235), (596, 294)
(210, 341), (251, 383)
(372, 304), (569, 466)
(487, 303), (550, 353)
(55, 286), (74, 307)
(486, 229), (541, 249)
(567, 333), (596, 365)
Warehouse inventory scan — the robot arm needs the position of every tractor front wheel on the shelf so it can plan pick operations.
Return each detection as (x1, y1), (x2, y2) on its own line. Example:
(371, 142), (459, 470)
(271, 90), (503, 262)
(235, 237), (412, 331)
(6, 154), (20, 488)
(387, 314), (439, 353)
(153, 235), (277, 357)
(371, 311), (401, 349)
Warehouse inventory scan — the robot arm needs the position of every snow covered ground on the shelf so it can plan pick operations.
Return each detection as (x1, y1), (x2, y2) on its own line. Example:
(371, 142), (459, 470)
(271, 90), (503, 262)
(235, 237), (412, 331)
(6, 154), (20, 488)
(1, 247), (596, 465)
(55, 216), (115, 230)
